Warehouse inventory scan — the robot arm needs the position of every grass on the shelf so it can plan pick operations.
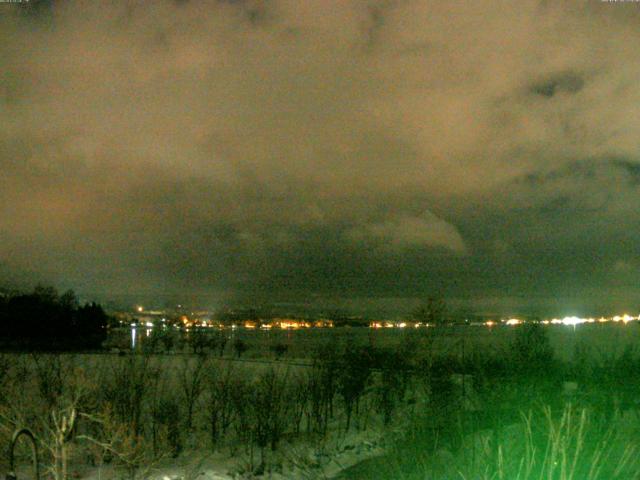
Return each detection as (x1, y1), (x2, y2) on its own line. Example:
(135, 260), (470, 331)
(354, 324), (640, 480)
(374, 404), (640, 480)
(458, 404), (640, 480)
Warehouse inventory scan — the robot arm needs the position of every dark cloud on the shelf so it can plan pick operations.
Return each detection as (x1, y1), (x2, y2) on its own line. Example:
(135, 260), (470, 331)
(1, 0), (640, 313)
(517, 160), (596, 186)
(530, 71), (585, 98)
(612, 158), (640, 186)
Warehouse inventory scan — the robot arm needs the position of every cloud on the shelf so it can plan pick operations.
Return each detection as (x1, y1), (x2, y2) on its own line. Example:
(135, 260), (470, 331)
(1, 0), (640, 310)
(346, 212), (467, 254)
(529, 71), (585, 98)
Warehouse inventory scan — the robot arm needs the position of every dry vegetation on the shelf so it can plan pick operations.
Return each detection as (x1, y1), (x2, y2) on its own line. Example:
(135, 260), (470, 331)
(1, 324), (640, 479)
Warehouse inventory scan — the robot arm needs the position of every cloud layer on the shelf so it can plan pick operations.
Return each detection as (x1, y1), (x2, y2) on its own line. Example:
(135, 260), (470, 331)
(2, 0), (640, 313)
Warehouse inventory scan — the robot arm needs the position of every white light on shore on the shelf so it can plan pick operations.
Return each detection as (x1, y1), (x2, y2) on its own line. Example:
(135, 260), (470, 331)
(561, 316), (584, 326)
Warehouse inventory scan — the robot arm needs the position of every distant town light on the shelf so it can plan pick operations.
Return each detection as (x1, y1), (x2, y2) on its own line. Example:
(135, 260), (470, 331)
(561, 316), (584, 326)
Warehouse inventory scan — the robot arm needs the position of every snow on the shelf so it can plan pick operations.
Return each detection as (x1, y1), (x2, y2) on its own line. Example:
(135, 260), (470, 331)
(78, 427), (389, 480)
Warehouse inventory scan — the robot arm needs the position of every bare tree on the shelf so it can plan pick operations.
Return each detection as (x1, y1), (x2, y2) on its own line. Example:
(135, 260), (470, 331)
(38, 366), (93, 480)
(99, 355), (159, 439)
(177, 355), (207, 432)
(205, 361), (235, 448)
(337, 344), (371, 431)
(31, 354), (66, 409)
(412, 295), (448, 325)
(249, 368), (290, 472)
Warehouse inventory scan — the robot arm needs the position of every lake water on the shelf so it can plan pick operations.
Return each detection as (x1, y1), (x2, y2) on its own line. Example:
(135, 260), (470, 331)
(112, 322), (640, 362)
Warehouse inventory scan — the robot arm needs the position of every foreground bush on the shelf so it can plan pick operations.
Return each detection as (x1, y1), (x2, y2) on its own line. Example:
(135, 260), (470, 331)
(458, 405), (640, 480)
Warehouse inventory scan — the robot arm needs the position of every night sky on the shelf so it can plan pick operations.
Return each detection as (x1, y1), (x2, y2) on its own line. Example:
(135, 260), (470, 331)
(2, 1), (640, 315)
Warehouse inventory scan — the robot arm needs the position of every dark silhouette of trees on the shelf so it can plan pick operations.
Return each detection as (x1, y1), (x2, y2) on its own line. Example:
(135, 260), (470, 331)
(337, 343), (372, 430)
(510, 322), (554, 375)
(0, 285), (108, 350)
(412, 295), (448, 325)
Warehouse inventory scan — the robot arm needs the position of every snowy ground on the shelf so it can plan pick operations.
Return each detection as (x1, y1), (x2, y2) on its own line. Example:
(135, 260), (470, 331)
(76, 428), (389, 480)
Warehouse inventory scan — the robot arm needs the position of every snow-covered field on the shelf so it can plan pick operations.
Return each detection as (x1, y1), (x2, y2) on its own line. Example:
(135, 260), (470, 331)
(0, 350), (421, 480)
(5, 323), (640, 480)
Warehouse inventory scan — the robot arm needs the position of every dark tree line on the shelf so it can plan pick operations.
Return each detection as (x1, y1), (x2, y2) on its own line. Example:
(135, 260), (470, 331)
(0, 285), (108, 350)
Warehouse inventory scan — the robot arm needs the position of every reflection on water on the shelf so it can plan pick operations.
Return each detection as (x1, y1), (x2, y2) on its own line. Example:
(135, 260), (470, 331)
(131, 327), (137, 349)
(110, 322), (640, 362)
(118, 324), (418, 356)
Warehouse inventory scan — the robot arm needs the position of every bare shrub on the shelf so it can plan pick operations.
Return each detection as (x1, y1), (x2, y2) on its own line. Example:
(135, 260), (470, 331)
(510, 322), (554, 374)
(229, 373), (254, 458)
(177, 355), (207, 433)
(233, 338), (248, 358)
(214, 331), (228, 357)
(142, 328), (178, 354)
(246, 368), (291, 472)
(159, 328), (179, 353)
(288, 372), (309, 435)
(302, 340), (343, 437)
(255, 368), (290, 451)
(228, 367), (291, 472)
(270, 342), (288, 360)
(205, 360), (235, 448)
(99, 355), (159, 439)
(31, 354), (67, 409)
(42, 379), (87, 480)
(152, 397), (182, 457)
(30, 365), (95, 480)
(373, 349), (411, 426)
(337, 344), (371, 431)
(189, 328), (210, 355)
(0, 353), (13, 399)
(78, 406), (159, 480)
(306, 358), (339, 436)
